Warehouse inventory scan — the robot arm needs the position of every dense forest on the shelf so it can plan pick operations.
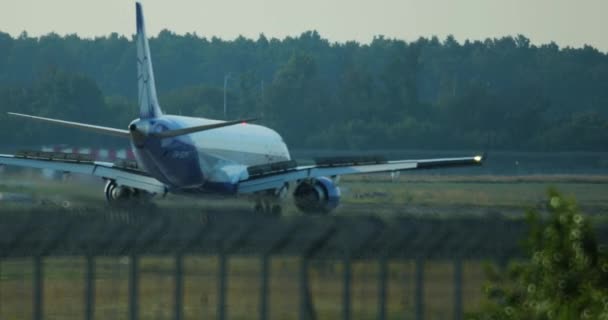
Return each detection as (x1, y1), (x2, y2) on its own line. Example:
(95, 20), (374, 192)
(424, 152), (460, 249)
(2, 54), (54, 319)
(0, 30), (607, 150)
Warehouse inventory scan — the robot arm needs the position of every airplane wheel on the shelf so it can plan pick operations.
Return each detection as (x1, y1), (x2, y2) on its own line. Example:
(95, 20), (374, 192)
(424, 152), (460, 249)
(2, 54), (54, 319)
(131, 188), (154, 203)
(253, 198), (282, 217)
(111, 185), (132, 201)
(104, 180), (134, 202)
(104, 180), (117, 202)
(105, 180), (153, 208)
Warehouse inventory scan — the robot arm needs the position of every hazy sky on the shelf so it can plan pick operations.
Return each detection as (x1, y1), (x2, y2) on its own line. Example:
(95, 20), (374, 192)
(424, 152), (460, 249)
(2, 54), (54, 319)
(1, 0), (607, 52)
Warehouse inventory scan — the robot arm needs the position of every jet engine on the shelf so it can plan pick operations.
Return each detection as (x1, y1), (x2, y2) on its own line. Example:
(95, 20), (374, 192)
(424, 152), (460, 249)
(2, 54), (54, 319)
(293, 177), (340, 214)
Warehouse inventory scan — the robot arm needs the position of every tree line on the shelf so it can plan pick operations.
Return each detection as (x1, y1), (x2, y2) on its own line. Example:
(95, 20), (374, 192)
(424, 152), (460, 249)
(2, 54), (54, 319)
(0, 30), (607, 150)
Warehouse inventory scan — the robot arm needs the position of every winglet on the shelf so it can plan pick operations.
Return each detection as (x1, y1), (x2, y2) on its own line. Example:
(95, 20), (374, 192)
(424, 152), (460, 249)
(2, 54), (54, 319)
(475, 152), (488, 163)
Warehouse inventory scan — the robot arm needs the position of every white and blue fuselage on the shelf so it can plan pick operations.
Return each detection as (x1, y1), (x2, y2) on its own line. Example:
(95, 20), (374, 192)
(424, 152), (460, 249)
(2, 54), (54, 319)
(130, 115), (290, 194)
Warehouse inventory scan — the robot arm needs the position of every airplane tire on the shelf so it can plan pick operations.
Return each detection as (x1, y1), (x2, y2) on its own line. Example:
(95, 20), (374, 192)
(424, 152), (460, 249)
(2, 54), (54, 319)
(104, 180), (117, 203)
(253, 198), (282, 217)
(105, 180), (154, 208)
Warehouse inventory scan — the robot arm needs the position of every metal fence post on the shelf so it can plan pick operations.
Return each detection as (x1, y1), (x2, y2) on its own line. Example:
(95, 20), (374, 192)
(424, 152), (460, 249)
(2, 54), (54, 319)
(33, 255), (43, 320)
(85, 255), (95, 320)
(343, 256), (351, 320)
(259, 255), (269, 320)
(0, 258), (2, 315)
(299, 257), (306, 320)
(453, 258), (463, 320)
(378, 258), (388, 320)
(299, 256), (315, 320)
(129, 254), (139, 320)
(218, 253), (227, 320)
(174, 254), (184, 320)
(415, 258), (424, 320)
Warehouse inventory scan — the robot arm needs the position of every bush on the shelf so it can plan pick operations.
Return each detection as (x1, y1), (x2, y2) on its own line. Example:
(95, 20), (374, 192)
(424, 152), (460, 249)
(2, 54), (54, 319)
(472, 189), (608, 320)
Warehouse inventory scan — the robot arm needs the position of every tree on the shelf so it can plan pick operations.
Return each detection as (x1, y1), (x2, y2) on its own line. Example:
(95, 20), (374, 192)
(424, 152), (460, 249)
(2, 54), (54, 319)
(1, 31), (608, 150)
(266, 52), (329, 145)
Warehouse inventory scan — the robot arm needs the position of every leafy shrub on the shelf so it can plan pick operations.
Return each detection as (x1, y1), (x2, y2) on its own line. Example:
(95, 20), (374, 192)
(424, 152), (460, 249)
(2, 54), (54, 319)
(473, 189), (608, 320)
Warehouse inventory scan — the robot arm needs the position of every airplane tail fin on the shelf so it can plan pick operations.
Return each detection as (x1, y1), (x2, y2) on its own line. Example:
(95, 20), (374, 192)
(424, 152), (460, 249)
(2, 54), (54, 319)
(136, 2), (162, 119)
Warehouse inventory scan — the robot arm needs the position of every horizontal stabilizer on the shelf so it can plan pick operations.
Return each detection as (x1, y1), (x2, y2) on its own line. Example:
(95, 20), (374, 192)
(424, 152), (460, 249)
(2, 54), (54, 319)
(8, 112), (130, 138)
(150, 118), (259, 138)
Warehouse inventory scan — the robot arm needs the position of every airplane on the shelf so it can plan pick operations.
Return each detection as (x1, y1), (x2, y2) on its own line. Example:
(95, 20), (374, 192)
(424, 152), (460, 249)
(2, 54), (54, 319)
(0, 2), (484, 215)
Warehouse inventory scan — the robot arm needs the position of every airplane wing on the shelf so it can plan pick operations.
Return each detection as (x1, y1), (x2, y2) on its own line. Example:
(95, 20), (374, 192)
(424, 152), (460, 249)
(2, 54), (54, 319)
(237, 155), (484, 194)
(0, 153), (166, 194)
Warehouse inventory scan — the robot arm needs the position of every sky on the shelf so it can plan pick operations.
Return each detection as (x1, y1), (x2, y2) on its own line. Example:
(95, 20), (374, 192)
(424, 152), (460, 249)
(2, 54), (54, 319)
(1, 0), (607, 52)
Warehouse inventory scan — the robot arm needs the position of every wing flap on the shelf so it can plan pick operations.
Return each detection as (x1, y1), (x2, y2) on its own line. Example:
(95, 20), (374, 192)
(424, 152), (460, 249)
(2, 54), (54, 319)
(0, 154), (166, 194)
(93, 166), (166, 193)
(237, 155), (483, 194)
(0, 154), (98, 175)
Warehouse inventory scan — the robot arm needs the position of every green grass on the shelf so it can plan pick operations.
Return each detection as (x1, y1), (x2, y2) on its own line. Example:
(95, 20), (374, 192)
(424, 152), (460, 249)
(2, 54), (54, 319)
(338, 175), (608, 217)
(2, 172), (607, 217)
(345, 180), (597, 206)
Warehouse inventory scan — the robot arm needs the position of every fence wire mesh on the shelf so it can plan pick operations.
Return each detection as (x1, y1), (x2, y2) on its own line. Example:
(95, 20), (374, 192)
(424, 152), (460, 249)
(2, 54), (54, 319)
(1, 209), (606, 320)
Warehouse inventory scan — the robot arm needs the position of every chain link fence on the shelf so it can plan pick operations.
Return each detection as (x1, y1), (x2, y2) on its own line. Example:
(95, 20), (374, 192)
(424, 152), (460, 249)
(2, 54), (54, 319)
(1, 209), (606, 319)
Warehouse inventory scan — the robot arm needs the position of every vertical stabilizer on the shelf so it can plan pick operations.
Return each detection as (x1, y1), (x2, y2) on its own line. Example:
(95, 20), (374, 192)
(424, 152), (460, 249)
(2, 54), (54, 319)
(136, 2), (162, 119)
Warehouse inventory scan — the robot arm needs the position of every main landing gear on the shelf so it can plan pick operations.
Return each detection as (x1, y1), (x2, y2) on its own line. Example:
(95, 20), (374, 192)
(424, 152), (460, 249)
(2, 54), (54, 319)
(252, 184), (287, 217)
(254, 198), (283, 217)
(104, 180), (154, 206)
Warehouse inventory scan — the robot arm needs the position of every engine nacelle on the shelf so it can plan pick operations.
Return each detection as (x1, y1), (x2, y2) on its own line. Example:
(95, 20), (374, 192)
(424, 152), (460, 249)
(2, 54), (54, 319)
(293, 177), (340, 214)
